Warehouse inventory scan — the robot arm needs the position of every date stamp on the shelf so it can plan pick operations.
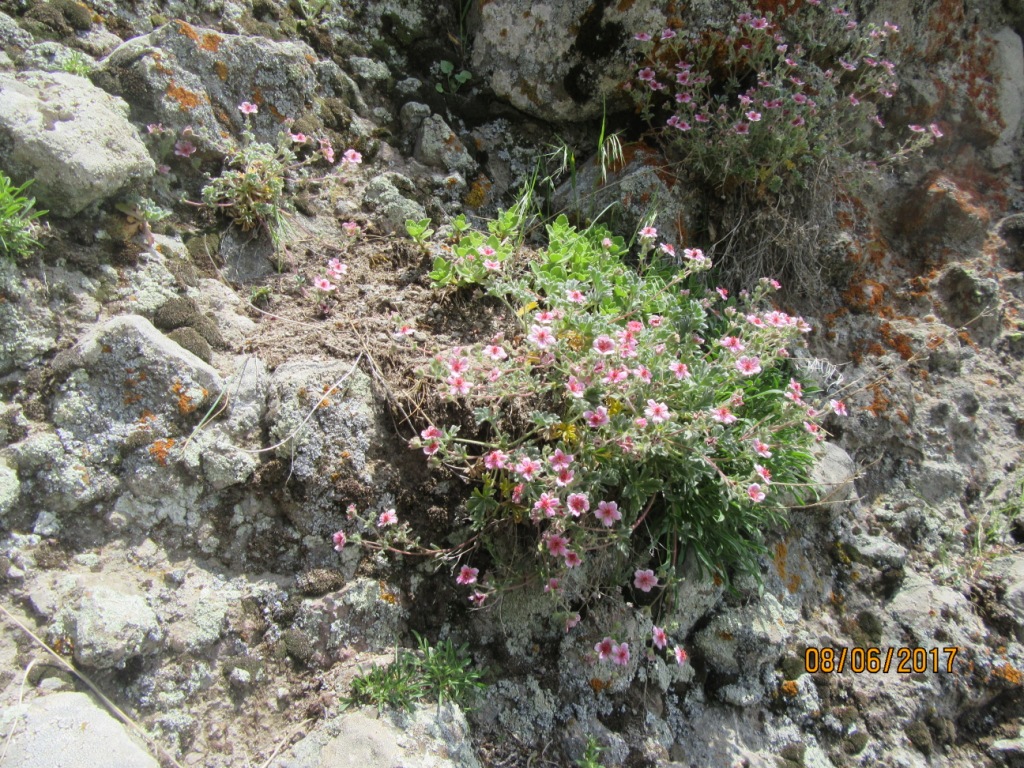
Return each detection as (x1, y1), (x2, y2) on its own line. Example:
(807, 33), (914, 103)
(804, 646), (959, 674)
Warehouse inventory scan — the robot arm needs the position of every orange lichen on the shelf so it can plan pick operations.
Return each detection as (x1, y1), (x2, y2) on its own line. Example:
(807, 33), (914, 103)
(866, 383), (891, 417)
(991, 663), (1023, 685)
(589, 677), (610, 693)
(149, 438), (176, 466)
(780, 680), (799, 697)
(166, 81), (205, 112)
(170, 379), (200, 414)
(214, 61), (228, 81)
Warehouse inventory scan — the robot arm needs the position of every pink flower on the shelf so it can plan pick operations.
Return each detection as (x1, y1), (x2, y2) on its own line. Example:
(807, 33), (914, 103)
(342, 221), (360, 236)
(747, 483), (766, 503)
(633, 365), (652, 383)
(669, 361), (690, 380)
(734, 123), (750, 135)
(564, 550), (582, 568)
(469, 591), (487, 607)
(314, 277), (336, 292)
(752, 438), (772, 458)
(755, 464), (772, 484)
(342, 148), (362, 164)
(378, 508), (398, 526)
(584, 407), (609, 428)
(484, 450), (508, 470)
(659, 242), (676, 258)
(533, 493), (561, 517)
(634, 32), (652, 41)
(929, 123), (944, 138)
(661, 28), (676, 39)
(745, 110), (762, 122)
(674, 647), (688, 665)
(566, 376), (586, 398)
(457, 565), (479, 585)
(645, 399), (670, 423)
(238, 101), (258, 114)
(595, 637), (615, 659)
(592, 335), (616, 355)
(332, 530), (347, 551)
(638, 67), (656, 81)
(567, 289), (586, 303)
(567, 493), (590, 517)
(446, 375), (471, 396)
(634, 569), (658, 592)
(483, 344), (508, 361)
(908, 124), (926, 133)
(319, 138), (335, 164)
(830, 399), (848, 416)
(290, 132), (308, 143)
(173, 140), (197, 158)
(712, 406), (737, 424)
(528, 325), (556, 348)
(804, 421), (820, 435)
(555, 468), (575, 487)
(515, 456), (541, 480)
(652, 626), (668, 649)
(611, 643), (630, 666)
(550, 448), (574, 470)
(648, 314), (663, 327)
(595, 500), (621, 527)
(545, 577), (561, 593)
(639, 226), (658, 240)
(484, 260), (501, 271)
(720, 336), (745, 353)
(546, 533), (570, 558)
(421, 425), (443, 440)
(736, 356), (762, 376)
(601, 238), (613, 249)
(477, 244), (496, 258)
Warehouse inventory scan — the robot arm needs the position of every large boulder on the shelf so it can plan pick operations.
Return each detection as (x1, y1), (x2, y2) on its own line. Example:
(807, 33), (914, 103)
(0, 71), (154, 217)
(470, 0), (663, 122)
(95, 22), (325, 151)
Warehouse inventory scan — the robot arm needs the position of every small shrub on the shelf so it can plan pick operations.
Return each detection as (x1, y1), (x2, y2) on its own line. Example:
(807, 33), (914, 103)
(628, 3), (934, 199)
(0, 172), (46, 260)
(412, 215), (846, 602)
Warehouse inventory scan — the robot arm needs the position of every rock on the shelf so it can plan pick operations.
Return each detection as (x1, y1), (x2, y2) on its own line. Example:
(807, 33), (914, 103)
(471, 0), (663, 122)
(988, 28), (1024, 167)
(362, 172), (427, 233)
(57, 587), (163, 669)
(400, 101), (431, 134)
(935, 264), (1002, 345)
(219, 226), (279, 283)
(0, 12), (34, 52)
(0, 71), (154, 217)
(20, 42), (96, 74)
(95, 22), (321, 151)
(0, 692), (160, 768)
(414, 115), (475, 176)
(0, 457), (18, 521)
(809, 442), (858, 505)
(0, 259), (58, 375)
(694, 592), (795, 704)
(278, 704), (479, 768)
(166, 327), (213, 363)
(292, 577), (406, 655)
(983, 555), (1024, 642)
(887, 573), (986, 647)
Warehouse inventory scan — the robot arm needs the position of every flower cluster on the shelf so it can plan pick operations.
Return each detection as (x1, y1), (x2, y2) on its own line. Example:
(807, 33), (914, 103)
(628, 3), (936, 196)
(416, 215), (846, 606)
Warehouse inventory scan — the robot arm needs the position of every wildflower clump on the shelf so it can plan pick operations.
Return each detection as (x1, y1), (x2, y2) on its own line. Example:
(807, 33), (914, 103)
(0, 171), (46, 260)
(628, 3), (935, 197)
(413, 215), (845, 602)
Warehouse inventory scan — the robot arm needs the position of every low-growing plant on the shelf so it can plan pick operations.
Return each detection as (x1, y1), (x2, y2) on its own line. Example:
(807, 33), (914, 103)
(345, 633), (485, 712)
(59, 50), (93, 77)
(627, 3), (936, 199)
(411, 214), (847, 608)
(405, 216), (435, 247)
(435, 59), (472, 94)
(0, 172), (46, 260)
(576, 736), (604, 768)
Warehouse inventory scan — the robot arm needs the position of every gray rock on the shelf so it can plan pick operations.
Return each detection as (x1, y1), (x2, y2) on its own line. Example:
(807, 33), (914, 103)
(988, 27), (1024, 168)
(935, 265), (1001, 345)
(0, 255), (59, 375)
(219, 226), (279, 283)
(808, 442), (858, 505)
(59, 587), (163, 669)
(0, 12), (33, 52)
(400, 101), (431, 134)
(0, 457), (18, 520)
(471, 0), (663, 122)
(362, 173), (426, 233)
(349, 56), (390, 86)
(96, 23), (319, 151)
(278, 704), (479, 768)
(887, 573), (985, 647)
(984, 555), (1024, 641)
(0, 71), (154, 217)
(20, 42), (95, 74)
(0, 692), (159, 768)
(414, 115), (475, 176)
(848, 533), (908, 571)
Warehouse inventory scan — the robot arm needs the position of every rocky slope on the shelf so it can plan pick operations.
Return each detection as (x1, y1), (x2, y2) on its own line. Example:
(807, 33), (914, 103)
(1, 0), (1024, 767)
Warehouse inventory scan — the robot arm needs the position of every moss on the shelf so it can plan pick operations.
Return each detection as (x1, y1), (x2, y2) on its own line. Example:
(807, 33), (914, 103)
(167, 327), (213, 363)
(843, 730), (869, 754)
(905, 720), (933, 755)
